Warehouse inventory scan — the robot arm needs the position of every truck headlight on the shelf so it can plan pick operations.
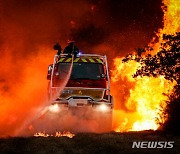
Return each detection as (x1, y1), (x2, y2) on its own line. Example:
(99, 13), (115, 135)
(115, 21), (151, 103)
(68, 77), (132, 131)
(48, 104), (59, 113)
(97, 104), (111, 112)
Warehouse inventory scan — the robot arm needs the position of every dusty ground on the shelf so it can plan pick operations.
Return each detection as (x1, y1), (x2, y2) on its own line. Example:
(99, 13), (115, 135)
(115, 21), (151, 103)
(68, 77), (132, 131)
(0, 131), (179, 154)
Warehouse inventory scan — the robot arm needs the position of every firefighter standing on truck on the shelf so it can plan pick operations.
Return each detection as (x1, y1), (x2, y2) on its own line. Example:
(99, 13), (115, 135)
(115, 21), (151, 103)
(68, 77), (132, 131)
(64, 40), (79, 56)
(54, 42), (62, 55)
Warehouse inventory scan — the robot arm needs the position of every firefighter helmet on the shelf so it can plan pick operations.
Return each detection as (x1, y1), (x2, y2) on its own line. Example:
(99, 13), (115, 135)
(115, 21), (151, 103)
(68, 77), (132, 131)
(67, 39), (74, 44)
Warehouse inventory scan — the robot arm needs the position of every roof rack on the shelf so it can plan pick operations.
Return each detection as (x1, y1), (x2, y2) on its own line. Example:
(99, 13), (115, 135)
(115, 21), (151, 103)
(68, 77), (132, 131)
(56, 53), (105, 58)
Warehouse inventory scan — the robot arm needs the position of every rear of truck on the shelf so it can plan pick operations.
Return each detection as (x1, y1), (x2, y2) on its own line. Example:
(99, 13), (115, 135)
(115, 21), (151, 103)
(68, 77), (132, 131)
(47, 54), (113, 131)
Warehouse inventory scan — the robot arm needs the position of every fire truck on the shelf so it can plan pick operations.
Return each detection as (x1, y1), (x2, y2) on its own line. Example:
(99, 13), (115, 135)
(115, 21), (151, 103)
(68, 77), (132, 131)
(46, 53), (113, 131)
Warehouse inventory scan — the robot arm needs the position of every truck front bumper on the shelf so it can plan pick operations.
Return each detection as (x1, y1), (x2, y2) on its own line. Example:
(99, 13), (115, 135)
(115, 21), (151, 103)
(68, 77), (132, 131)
(47, 99), (112, 113)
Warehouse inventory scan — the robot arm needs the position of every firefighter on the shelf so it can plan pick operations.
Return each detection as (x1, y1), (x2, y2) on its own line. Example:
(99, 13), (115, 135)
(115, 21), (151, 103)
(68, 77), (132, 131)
(53, 42), (62, 55)
(64, 40), (79, 56)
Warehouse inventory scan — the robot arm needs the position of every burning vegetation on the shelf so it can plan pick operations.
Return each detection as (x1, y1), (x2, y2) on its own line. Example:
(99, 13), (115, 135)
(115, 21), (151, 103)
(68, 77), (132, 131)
(34, 131), (75, 138)
(112, 0), (179, 132)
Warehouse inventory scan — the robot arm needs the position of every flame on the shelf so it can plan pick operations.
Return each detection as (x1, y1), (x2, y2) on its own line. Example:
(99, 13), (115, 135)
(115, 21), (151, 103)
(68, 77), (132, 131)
(34, 132), (51, 137)
(55, 131), (75, 138)
(34, 131), (75, 138)
(149, 0), (180, 54)
(112, 58), (176, 131)
(112, 0), (179, 132)
(161, 0), (180, 35)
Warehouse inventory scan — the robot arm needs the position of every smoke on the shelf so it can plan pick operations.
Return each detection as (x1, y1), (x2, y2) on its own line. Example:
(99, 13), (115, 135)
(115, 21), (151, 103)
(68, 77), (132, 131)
(15, 56), (74, 136)
(70, 0), (163, 59)
(0, 0), (163, 137)
(19, 106), (112, 136)
(0, 0), (91, 137)
(0, 47), (52, 137)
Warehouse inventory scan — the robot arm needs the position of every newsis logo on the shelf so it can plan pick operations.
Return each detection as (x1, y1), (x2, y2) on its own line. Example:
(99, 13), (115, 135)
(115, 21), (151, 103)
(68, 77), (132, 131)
(132, 141), (174, 148)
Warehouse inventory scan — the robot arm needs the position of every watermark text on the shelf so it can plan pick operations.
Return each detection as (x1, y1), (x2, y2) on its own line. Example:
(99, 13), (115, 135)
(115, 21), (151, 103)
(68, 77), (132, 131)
(132, 141), (174, 148)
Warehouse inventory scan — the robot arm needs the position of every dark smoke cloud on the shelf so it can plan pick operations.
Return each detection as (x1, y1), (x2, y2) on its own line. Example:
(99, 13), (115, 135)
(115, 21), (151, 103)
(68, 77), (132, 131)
(71, 23), (108, 47)
(70, 0), (163, 57)
(1, 0), (163, 56)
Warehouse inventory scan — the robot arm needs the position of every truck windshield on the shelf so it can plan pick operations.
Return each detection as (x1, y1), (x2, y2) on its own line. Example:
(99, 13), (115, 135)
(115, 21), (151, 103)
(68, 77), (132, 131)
(57, 62), (104, 80)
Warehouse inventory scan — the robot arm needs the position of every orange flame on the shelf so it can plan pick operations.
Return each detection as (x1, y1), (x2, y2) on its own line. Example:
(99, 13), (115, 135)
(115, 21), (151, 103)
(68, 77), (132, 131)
(149, 0), (180, 54)
(112, 58), (176, 132)
(34, 132), (51, 137)
(34, 131), (75, 138)
(55, 131), (75, 138)
(161, 0), (180, 35)
(112, 0), (179, 132)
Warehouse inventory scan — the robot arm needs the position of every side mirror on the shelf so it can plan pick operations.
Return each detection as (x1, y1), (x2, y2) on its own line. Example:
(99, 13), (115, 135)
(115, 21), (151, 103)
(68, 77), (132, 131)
(47, 74), (51, 80)
(47, 64), (53, 80)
